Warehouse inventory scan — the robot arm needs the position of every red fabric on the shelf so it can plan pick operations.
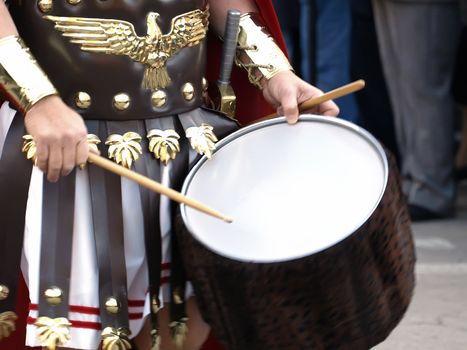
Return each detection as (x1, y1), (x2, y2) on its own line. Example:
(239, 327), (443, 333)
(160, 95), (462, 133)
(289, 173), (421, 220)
(206, 0), (286, 126)
(5, 2), (285, 349)
(1, 275), (39, 350)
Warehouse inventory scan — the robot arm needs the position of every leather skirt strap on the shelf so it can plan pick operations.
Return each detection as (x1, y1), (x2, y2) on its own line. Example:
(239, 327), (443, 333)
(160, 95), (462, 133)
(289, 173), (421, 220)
(38, 170), (76, 318)
(0, 114), (32, 314)
(87, 120), (130, 331)
(133, 122), (162, 341)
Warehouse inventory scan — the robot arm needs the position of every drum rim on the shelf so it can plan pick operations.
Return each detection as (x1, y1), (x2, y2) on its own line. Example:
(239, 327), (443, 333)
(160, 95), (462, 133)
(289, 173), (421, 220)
(180, 114), (389, 262)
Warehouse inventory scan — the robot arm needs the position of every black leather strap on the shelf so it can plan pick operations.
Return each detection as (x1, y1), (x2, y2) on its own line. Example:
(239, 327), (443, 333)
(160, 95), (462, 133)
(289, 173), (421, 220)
(135, 120), (162, 328)
(87, 120), (129, 330)
(168, 117), (190, 325)
(0, 113), (32, 313)
(38, 171), (76, 318)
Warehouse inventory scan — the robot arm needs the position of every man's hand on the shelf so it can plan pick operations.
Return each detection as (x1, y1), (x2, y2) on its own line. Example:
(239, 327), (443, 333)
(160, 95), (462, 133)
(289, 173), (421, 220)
(24, 95), (89, 182)
(262, 70), (340, 124)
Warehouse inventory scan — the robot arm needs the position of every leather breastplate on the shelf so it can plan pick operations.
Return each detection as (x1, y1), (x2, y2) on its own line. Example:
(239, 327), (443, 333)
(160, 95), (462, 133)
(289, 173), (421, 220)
(8, 0), (208, 121)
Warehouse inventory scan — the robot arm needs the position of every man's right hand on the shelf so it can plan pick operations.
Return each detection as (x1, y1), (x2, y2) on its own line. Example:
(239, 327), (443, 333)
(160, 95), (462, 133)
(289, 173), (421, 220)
(24, 95), (89, 182)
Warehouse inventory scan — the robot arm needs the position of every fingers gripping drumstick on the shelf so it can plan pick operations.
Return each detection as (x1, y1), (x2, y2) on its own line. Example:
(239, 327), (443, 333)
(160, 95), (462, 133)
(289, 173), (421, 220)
(263, 79), (366, 120)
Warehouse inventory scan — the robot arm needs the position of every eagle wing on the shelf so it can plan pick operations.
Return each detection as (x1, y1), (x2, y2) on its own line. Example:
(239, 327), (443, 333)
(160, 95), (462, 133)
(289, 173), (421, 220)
(163, 9), (209, 56)
(44, 15), (146, 60)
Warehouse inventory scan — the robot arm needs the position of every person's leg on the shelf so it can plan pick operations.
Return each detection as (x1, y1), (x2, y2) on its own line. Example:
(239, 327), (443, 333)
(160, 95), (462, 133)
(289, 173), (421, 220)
(315, 0), (360, 123)
(456, 108), (467, 176)
(350, 0), (399, 162)
(373, 0), (462, 216)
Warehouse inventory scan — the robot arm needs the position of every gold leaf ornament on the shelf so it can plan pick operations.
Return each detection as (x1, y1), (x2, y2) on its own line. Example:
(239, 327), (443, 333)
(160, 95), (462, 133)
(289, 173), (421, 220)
(147, 129), (180, 165)
(169, 318), (188, 349)
(0, 311), (18, 340)
(105, 132), (142, 169)
(150, 328), (161, 350)
(22, 135), (37, 165)
(101, 327), (132, 350)
(185, 123), (218, 158)
(35, 316), (72, 350)
(87, 134), (101, 154)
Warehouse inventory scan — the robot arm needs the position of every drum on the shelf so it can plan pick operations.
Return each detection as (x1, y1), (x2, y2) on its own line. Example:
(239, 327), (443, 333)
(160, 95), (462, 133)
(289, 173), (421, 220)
(177, 115), (415, 350)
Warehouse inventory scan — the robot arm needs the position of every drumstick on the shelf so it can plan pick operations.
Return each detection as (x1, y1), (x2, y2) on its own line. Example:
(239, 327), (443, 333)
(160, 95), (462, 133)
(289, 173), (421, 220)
(263, 79), (366, 119)
(87, 153), (233, 223)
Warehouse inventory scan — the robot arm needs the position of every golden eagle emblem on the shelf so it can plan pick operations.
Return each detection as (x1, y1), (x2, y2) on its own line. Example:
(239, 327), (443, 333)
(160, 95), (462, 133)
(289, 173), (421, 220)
(45, 9), (209, 90)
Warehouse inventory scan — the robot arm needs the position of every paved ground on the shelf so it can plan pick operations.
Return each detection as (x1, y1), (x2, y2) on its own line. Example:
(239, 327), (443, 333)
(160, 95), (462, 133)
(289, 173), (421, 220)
(374, 182), (467, 349)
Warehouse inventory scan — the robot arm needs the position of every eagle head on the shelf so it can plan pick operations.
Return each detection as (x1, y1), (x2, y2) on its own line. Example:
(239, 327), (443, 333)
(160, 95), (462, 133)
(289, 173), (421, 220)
(146, 12), (161, 40)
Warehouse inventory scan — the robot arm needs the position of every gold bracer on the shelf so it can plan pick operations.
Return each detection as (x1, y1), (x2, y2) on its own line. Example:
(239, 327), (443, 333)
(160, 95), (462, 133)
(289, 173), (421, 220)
(0, 36), (57, 112)
(235, 13), (293, 89)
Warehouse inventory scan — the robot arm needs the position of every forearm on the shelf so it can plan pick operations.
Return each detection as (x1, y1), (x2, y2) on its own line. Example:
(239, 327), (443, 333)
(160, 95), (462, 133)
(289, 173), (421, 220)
(208, 0), (258, 36)
(0, 1), (18, 38)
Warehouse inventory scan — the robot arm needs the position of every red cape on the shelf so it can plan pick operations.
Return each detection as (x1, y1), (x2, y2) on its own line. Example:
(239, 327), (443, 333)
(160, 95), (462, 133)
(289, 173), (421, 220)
(2, 1), (285, 349)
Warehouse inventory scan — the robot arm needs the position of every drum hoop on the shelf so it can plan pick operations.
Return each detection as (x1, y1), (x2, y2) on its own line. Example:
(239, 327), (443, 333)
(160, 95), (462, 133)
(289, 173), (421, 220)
(180, 115), (389, 260)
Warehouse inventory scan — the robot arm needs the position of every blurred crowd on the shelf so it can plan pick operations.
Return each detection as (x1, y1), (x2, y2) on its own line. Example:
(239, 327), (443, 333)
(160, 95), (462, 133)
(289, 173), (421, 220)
(273, 0), (467, 222)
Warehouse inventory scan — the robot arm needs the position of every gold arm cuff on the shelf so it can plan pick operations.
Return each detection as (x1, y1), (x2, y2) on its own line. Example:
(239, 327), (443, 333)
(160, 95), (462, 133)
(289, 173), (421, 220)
(235, 13), (293, 89)
(0, 35), (57, 112)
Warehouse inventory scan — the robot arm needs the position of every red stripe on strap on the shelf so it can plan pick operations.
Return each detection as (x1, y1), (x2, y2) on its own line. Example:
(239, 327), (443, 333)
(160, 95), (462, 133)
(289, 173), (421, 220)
(27, 312), (145, 330)
(28, 316), (101, 330)
(128, 299), (145, 307)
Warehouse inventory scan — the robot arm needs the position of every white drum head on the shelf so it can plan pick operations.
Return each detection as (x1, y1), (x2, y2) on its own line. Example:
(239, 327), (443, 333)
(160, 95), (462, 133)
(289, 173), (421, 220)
(181, 115), (388, 263)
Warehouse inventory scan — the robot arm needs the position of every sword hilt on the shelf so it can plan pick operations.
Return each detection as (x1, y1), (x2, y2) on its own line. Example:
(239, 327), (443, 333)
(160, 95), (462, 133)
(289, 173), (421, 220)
(218, 9), (241, 85)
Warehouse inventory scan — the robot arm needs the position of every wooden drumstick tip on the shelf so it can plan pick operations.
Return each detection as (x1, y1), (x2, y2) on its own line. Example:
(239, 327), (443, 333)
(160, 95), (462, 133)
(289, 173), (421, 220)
(223, 216), (234, 224)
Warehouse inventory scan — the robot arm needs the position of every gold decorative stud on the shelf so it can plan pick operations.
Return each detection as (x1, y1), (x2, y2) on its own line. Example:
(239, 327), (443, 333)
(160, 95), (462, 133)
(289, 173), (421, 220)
(0, 285), (9, 301)
(151, 90), (167, 108)
(101, 327), (132, 350)
(37, 0), (53, 13)
(44, 287), (63, 305)
(147, 129), (180, 166)
(113, 93), (131, 111)
(105, 297), (120, 314)
(106, 132), (142, 169)
(182, 83), (195, 101)
(202, 77), (208, 93)
(0, 311), (18, 340)
(151, 297), (159, 314)
(185, 123), (218, 158)
(35, 317), (72, 349)
(66, 0), (81, 5)
(74, 92), (92, 109)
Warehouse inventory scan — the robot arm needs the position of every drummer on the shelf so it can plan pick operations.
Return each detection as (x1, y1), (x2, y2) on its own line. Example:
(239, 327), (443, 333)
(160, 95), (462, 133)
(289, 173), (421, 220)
(0, 0), (339, 349)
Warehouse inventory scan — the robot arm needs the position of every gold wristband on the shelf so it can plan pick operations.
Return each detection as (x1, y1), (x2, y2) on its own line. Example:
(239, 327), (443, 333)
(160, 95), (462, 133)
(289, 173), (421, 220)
(235, 13), (293, 89)
(0, 35), (57, 112)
